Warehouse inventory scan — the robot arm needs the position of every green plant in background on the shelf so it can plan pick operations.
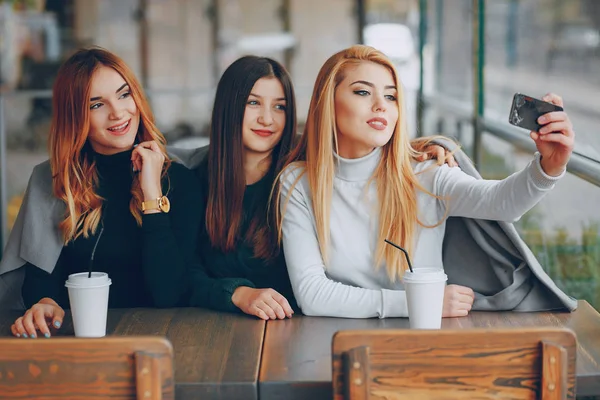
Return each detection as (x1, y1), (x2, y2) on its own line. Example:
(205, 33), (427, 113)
(0, 0), (39, 9)
(517, 211), (600, 308)
(480, 142), (600, 309)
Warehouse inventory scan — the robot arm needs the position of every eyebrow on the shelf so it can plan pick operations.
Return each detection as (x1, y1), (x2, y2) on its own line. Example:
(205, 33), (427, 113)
(90, 83), (129, 102)
(350, 80), (396, 90)
(249, 92), (286, 101)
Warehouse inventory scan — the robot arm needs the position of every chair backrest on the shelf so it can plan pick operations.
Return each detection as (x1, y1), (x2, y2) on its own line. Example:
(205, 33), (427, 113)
(332, 328), (576, 400)
(0, 336), (174, 399)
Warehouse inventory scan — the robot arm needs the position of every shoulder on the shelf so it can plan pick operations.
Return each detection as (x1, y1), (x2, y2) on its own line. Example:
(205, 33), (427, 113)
(165, 161), (201, 198)
(413, 160), (472, 196)
(31, 160), (52, 180)
(28, 160), (53, 196)
(280, 162), (307, 186)
(412, 160), (442, 192)
(167, 144), (209, 169)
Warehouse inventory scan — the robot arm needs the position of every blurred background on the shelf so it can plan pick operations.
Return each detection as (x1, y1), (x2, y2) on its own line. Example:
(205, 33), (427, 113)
(1, 0), (599, 308)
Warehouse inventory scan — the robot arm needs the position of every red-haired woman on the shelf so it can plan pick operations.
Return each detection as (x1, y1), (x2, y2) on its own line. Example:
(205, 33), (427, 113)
(1, 48), (202, 338)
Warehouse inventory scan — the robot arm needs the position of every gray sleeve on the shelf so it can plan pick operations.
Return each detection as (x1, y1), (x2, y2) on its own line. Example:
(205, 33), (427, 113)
(280, 167), (408, 318)
(436, 152), (563, 221)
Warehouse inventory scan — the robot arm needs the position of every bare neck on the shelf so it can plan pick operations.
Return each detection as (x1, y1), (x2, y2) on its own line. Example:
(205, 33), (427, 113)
(244, 151), (272, 185)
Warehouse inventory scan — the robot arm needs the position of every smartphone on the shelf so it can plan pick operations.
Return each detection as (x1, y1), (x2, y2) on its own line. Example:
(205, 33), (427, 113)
(508, 93), (563, 132)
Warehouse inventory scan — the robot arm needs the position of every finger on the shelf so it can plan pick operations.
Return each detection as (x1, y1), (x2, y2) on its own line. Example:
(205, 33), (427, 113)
(130, 150), (143, 172)
(264, 297), (286, 319)
(147, 141), (161, 153)
(538, 133), (574, 147)
(22, 311), (38, 338)
(252, 304), (270, 320)
(455, 286), (475, 298)
(137, 140), (155, 149)
(538, 121), (571, 135)
(256, 302), (277, 320)
(32, 308), (51, 338)
(435, 147), (445, 166)
(542, 93), (563, 108)
(13, 317), (27, 337)
(446, 154), (458, 168)
(273, 294), (294, 317)
(538, 111), (567, 125)
(456, 294), (475, 307)
(11, 324), (20, 338)
(52, 307), (65, 330)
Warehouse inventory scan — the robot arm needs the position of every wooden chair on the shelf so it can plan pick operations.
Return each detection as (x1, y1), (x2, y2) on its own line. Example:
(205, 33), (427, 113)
(0, 336), (174, 399)
(332, 328), (576, 400)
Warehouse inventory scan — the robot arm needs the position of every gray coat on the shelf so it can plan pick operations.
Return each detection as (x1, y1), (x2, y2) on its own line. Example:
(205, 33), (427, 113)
(0, 142), (576, 312)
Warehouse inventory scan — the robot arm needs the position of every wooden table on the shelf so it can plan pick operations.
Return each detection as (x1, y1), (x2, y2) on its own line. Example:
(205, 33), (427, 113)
(259, 300), (600, 399)
(0, 308), (266, 400)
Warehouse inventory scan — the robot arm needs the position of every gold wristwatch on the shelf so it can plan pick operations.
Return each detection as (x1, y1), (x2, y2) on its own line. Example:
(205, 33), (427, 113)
(141, 195), (171, 213)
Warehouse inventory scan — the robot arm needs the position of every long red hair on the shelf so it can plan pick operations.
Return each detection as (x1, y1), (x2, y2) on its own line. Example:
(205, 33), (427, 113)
(48, 47), (170, 243)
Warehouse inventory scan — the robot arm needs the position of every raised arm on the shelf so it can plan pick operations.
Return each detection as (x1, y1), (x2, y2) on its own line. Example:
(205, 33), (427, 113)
(140, 162), (204, 307)
(434, 152), (563, 221)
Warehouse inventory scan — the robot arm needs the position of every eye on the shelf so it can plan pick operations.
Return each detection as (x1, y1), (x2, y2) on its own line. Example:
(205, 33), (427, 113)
(385, 94), (397, 101)
(353, 90), (370, 96)
(90, 103), (102, 110)
(247, 100), (259, 106)
(275, 104), (287, 111)
(119, 91), (131, 99)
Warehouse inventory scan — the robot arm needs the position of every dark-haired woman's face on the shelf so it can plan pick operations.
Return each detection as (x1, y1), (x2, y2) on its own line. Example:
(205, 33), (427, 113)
(88, 66), (140, 155)
(242, 77), (286, 158)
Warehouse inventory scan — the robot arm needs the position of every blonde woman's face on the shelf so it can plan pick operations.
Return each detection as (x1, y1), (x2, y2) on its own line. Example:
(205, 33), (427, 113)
(88, 66), (140, 155)
(242, 77), (287, 158)
(334, 61), (399, 159)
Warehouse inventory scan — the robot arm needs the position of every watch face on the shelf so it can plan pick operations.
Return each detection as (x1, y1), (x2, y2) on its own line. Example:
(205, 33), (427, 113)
(159, 196), (171, 213)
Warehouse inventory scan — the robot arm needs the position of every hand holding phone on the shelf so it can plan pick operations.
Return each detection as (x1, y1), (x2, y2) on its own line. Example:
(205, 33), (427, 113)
(508, 93), (563, 132)
(509, 93), (574, 177)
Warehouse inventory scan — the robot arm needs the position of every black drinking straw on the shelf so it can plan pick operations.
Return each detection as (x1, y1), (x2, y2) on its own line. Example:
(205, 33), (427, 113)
(88, 226), (104, 278)
(384, 239), (414, 273)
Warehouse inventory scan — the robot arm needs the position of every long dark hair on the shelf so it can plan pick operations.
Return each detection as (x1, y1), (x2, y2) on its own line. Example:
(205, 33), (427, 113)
(205, 55), (297, 261)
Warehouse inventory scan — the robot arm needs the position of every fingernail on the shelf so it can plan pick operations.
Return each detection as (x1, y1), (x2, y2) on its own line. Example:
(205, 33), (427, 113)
(22, 333), (28, 338)
(54, 321), (61, 328)
(15, 333), (20, 338)
(44, 332), (51, 338)
(30, 333), (36, 339)
(538, 116), (546, 124)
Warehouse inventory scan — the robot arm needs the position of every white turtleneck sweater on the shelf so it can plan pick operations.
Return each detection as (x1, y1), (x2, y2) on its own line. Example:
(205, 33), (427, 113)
(279, 148), (563, 318)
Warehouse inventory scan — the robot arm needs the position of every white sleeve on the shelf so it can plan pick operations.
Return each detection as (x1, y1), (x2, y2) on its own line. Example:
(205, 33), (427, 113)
(280, 168), (408, 318)
(437, 152), (563, 221)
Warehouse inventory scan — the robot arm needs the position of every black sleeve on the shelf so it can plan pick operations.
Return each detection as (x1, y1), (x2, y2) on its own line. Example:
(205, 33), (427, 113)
(140, 163), (204, 307)
(21, 261), (68, 309)
(188, 259), (256, 313)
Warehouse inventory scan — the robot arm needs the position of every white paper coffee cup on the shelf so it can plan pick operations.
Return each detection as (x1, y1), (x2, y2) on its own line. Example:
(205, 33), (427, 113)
(403, 268), (447, 329)
(65, 272), (112, 337)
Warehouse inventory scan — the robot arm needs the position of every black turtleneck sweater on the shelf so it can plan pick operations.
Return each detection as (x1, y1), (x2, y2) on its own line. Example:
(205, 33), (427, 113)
(21, 149), (202, 309)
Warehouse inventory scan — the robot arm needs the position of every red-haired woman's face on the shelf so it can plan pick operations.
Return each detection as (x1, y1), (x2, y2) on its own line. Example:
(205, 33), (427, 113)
(88, 66), (140, 155)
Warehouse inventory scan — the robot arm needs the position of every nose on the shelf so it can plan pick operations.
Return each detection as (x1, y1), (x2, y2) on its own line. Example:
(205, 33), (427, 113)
(258, 106), (274, 126)
(372, 96), (386, 113)
(108, 102), (126, 120)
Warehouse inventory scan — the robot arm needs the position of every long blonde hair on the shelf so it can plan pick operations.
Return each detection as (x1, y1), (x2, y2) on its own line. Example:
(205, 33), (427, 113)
(48, 47), (170, 244)
(279, 45), (435, 281)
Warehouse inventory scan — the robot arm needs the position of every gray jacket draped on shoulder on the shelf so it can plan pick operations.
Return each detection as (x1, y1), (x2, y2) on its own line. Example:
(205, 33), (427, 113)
(0, 142), (576, 312)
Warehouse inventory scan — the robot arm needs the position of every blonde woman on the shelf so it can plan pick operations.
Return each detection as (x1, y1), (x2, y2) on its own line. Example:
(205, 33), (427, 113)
(278, 45), (576, 318)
